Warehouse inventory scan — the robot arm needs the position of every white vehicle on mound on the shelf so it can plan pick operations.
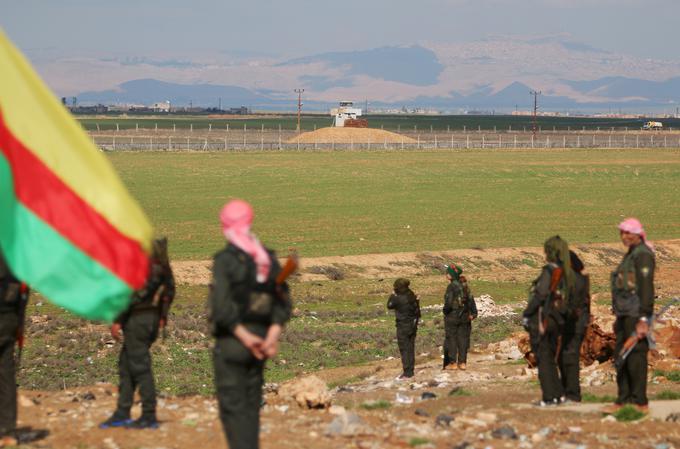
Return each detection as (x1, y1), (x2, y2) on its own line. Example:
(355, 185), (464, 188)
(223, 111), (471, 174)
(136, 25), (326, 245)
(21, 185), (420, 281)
(643, 121), (663, 130)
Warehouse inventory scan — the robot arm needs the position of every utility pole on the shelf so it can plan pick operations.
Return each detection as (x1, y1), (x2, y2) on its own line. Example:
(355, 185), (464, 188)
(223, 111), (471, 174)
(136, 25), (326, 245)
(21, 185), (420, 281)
(294, 88), (304, 133)
(530, 90), (541, 137)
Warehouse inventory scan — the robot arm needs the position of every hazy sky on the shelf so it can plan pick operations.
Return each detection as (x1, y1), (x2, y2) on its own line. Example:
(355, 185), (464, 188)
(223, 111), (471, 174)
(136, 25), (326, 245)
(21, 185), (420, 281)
(2, 0), (679, 60)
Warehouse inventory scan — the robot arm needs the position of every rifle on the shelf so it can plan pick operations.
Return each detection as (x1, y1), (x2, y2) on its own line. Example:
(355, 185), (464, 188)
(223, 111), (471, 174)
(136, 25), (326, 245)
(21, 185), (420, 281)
(15, 283), (29, 368)
(538, 267), (563, 336)
(275, 250), (299, 299)
(615, 298), (679, 371)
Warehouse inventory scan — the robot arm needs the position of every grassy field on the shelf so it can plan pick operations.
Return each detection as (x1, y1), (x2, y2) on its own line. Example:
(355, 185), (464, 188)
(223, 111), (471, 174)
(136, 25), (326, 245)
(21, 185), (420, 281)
(110, 148), (680, 260)
(17, 147), (680, 395)
(20, 276), (525, 395)
(79, 115), (680, 131)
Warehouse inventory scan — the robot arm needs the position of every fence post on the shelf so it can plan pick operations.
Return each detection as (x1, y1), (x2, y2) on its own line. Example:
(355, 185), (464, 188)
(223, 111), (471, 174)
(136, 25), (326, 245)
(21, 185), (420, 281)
(417, 134), (420, 149)
(514, 135), (517, 148)
(155, 123), (158, 132)
(434, 134), (437, 149)
(224, 136), (227, 151)
(173, 123), (176, 132)
(113, 136), (116, 150)
(577, 135), (580, 147)
(636, 135), (639, 148)
(209, 124), (212, 132)
(116, 123), (119, 132)
(466, 135), (470, 149)
(609, 135), (612, 148)
(190, 124), (193, 133)
(498, 134), (501, 148)
(136, 123), (138, 132)
(169, 136), (172, 150)
(150, 136), (153, 151)
(451, 133), (454, 149)
(186, 137), (189, 150)
(563, 136), (566, 148)
(482, 135), (485, 148)
(531, 135), (534, 149)
(547, 136), (550, 148)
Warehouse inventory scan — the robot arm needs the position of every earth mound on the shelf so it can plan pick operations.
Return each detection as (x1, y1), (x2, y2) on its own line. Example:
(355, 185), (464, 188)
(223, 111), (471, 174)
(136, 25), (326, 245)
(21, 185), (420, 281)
(288, 127), (416, 144)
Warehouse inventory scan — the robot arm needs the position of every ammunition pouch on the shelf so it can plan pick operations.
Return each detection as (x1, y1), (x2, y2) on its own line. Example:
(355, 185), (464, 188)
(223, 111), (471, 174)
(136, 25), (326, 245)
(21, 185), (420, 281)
(243, 290), (274, 323)
(610, 271), (640, 317)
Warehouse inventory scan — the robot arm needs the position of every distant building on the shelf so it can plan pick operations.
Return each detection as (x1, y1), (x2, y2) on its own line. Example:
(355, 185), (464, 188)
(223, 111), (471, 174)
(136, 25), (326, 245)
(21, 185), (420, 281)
(152, 101), (171, 113)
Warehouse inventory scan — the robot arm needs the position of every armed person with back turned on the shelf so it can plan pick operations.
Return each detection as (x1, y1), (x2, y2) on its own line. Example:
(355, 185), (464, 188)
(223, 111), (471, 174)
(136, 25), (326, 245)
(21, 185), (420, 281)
(0, 250), (29, 445)
(387, 278), (420, 379)
(557, 250), (590, 402)
(523, 236), (574, 406)
(606, 218), (655, 414)
(209, 199), (292, 449)
(100, 237), (175, 429)
(442, 263), (478, 371)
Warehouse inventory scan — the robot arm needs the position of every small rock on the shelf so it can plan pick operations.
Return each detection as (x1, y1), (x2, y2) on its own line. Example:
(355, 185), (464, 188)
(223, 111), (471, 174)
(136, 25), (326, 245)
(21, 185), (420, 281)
(328, 405), (346, 415)
(308, 431), (319, 438)
(421, 392), (437, 400)
(601, 415), (616, 423)
(81, 392), (96, 401)
(184, 412), (200, 421)
(491, 425), (518, 440)
(452, 443), (472, 449)
(396, 393), (413, 404)
(568, 426), (583, 433)
(415, 408), (430, 417)
(18, 395), (35, 408)
(274, 405), (289, 413)
(435, 414), (454, 427)
(325, 412), (366, 437)
(279, 375), (332, 409)
(476, 412), (497, 424)
(654, 443), (671, 449)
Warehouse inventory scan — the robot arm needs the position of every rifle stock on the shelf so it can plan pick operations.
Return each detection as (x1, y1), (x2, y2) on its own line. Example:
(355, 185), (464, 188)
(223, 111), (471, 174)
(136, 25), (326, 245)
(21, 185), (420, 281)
(615, 297), (679, 371)
(276, 251), (299, 286)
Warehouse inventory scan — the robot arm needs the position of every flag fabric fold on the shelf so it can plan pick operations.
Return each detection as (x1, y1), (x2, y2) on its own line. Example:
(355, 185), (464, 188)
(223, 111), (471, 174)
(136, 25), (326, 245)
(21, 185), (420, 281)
(0, 29), (153, 321)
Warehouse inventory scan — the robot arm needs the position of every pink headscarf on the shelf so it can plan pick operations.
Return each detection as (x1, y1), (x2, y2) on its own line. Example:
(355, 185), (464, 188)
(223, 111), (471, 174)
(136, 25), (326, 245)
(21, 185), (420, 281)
(618, 217), (654, 251)
(220, 200), (271, 283)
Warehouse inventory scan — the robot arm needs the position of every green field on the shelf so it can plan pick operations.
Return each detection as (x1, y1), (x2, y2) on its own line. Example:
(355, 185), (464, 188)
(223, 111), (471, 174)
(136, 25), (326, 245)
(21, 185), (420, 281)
(110, 148), (680, 260)
(78, 114), (680, 131)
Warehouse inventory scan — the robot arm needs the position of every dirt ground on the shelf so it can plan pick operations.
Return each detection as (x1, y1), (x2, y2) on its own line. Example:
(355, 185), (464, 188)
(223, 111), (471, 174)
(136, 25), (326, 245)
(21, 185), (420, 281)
(10, 239), (680, 448)
(173, 239), (680, 298)
(13, 351), (680, 449)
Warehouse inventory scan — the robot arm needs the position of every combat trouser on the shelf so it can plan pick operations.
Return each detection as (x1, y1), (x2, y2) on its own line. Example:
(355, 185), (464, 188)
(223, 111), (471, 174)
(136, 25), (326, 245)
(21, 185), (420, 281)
(444, 318), (471, 365)
(536, 317), (564, 402)
(115, 311), (159, 420)
(0, 313), (18, 435)
(615, 316), (648, 406)
(213, 335), (264, 449)
(396, 321), (417, 377)
(558, 330), (584, 401)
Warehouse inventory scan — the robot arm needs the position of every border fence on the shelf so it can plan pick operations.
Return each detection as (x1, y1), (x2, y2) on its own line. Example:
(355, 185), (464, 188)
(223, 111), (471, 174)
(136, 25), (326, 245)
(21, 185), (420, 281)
(90, 128), (680, 151)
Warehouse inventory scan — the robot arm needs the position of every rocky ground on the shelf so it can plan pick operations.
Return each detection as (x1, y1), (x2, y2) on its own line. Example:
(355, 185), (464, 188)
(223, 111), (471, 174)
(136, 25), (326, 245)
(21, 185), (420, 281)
(12, 339), (680, 449)
(9, 239), (680, 449)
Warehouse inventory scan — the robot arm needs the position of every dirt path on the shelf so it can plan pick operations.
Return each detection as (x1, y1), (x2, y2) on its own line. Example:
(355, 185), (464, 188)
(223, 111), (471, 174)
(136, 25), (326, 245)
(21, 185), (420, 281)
(173, 239), (680, 296)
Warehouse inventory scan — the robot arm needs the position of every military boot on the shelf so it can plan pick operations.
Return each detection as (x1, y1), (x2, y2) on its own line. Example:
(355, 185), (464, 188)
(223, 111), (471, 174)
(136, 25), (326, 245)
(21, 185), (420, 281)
(126, 415), (159, 429)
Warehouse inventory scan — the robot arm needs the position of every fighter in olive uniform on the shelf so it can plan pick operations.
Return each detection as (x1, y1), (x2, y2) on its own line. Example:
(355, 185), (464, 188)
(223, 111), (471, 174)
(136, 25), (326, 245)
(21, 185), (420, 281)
(523, 236), (574, 406)
(209, 200), (291, 449)
(0, 251), (29, 442)
(557, 250), (590, 402)
(387, 278), (420, 379)
(100, 238), (175, 429)
(442, 264), (478, 371)
(609, 218), (655, 412)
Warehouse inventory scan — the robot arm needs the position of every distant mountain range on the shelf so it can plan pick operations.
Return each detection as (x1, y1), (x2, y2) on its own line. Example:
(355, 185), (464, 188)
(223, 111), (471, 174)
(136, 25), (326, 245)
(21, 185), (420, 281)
(33, 36), (680, 112)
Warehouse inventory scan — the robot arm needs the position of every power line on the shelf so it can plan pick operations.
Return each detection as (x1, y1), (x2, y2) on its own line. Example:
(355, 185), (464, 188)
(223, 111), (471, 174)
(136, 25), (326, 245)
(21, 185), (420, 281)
(294, 89), (304, 133)
(530, 90), (542, 137)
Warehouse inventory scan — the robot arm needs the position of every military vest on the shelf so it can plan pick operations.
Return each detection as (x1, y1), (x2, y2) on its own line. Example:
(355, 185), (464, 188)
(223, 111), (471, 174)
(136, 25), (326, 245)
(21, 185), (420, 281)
(223, 245), (279, 326)
(611, 243), (651, 317)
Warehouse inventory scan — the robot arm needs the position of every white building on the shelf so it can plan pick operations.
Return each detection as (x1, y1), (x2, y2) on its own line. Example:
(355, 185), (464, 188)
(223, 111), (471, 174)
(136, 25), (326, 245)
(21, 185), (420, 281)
(330, 101), (363, 127)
